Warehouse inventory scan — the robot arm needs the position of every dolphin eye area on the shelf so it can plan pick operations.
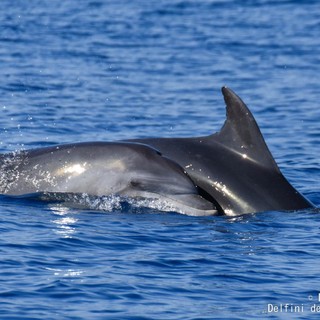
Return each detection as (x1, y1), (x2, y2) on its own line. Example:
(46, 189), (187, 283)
(130, 180), (141, 188)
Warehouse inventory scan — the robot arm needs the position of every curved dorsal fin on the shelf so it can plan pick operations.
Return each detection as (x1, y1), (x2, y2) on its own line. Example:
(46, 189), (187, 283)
(209, 86), (280, 170)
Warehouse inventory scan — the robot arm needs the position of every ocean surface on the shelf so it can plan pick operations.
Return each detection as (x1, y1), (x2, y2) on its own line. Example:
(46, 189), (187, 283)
(0, 0), (319, 319)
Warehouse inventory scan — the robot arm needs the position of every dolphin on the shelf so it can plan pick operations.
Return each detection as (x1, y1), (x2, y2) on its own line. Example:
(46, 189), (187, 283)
(0, 87), (313, 216)
(128, 87), (313, 215)
(0, 142), (217, 216)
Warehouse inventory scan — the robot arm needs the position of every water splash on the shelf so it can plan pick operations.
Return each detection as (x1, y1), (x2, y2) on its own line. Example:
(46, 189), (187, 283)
(40, 192), (180, 215)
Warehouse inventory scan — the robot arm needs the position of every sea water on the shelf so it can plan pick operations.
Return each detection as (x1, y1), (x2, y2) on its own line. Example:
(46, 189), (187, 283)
(0, 1), (319, 319)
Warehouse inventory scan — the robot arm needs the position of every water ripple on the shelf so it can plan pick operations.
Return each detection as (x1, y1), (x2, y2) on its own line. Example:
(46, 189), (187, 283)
(0, 0), (319, 319)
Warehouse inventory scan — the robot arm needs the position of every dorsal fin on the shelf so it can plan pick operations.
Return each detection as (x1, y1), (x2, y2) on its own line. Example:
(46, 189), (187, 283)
(209, 86), (280, 170)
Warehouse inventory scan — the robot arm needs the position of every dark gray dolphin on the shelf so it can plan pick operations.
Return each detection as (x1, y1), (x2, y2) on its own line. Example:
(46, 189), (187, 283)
(128, 87), (313, 215)
(0, 142), (217, 216)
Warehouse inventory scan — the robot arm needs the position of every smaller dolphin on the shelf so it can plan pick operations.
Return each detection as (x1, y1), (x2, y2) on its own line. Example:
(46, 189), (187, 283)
(0, 142), (216, 216)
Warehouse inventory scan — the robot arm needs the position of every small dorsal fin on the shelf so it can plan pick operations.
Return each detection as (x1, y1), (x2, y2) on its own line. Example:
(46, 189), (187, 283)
(209, 86), (280, 170)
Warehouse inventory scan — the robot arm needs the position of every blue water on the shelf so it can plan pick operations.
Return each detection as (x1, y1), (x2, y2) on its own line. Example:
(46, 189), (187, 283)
(0, 0), (319, 319)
